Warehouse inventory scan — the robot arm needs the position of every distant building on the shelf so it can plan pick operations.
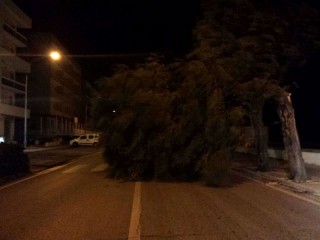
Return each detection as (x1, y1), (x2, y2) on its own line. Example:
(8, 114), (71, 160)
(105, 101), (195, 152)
(0, 0), (31, 143)
(26, 32), (88, 141)
(82, 81), (99, 133)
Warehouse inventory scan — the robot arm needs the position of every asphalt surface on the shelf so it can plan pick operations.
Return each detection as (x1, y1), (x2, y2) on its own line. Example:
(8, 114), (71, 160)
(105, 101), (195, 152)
(0, 150), (134, 240)
(141, 179), (320, 240)
(1, 148), (320, 240)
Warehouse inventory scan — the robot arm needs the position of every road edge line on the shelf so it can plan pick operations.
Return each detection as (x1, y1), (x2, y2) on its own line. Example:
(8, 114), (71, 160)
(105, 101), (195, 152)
(128, 181), (141, 240)
(0, 163), (71, 191)
(0, 151), (103, 191)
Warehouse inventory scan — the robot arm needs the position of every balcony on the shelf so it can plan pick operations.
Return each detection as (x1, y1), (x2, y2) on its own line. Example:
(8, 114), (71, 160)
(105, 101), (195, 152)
(2, 0), (32, 28)
(0, 41), (15, 54)
(2, 54), (30, 73)
(3, 24), (28, 46)
(1, 76), (25, 93)
(0, 102), (29, 118)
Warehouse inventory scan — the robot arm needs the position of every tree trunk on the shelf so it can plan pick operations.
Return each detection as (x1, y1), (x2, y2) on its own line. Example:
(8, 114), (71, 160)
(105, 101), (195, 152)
(249, 106), (270, 171)
(277, 91), (308, 182)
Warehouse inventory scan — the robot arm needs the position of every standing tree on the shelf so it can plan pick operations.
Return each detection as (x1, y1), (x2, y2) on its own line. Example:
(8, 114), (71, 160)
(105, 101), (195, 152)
(277, 92), (308, 181)
(195, 0), (320, 181)
(238, 79), (282, 171)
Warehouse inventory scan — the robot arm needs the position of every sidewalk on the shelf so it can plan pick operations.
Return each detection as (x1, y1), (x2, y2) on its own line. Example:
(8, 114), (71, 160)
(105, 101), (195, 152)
(233, 153), (320, 197)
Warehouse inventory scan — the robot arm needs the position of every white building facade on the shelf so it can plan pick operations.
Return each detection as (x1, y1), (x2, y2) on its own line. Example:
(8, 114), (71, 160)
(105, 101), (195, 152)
(0, 0), (31, 143)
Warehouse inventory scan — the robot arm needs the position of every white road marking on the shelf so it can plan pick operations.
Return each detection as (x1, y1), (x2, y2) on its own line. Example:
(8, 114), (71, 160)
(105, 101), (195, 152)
(91, 163), (108, 172)
(62, 164), (87, 173)
(234, 171), (320, 208)
(128, 182), (141, 240)
(0, 164), (71, 191)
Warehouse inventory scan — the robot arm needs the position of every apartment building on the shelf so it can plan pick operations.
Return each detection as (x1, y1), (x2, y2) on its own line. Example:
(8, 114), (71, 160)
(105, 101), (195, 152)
(26, 32), (87, 141)
(0, 0), (31, 143)
(82, 80), (99, 133)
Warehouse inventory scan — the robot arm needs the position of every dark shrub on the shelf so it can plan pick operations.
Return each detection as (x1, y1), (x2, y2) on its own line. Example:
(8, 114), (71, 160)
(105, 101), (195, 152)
(0, 143), (30, 176)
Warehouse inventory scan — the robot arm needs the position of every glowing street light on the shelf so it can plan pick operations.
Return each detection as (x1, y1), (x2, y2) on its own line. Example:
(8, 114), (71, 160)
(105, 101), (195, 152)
(23, 51), (62, 148)
(49, 51), (61, 61)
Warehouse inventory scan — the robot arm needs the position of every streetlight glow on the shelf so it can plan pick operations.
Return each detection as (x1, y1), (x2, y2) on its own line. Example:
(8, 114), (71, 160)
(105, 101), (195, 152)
(49, 51), (61, 61)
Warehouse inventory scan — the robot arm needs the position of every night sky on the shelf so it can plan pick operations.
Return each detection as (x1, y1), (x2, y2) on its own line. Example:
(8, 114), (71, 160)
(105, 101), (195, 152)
(13, 0), (320, 146)
(13, 0), (200, 81)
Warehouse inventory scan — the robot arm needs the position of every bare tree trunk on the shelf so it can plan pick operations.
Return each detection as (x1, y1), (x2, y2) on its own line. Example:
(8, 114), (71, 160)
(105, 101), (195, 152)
(249, 106), (270, 171)
(277, 91), (308, 182)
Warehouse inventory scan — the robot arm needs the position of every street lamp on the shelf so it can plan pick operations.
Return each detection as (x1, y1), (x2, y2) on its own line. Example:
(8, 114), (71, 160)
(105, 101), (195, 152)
(49, 51), (61, 61)
(23, 51), (61, 148)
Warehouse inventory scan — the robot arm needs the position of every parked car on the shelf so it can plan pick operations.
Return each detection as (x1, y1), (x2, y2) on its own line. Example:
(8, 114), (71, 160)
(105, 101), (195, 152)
(69, 134), (100, 147)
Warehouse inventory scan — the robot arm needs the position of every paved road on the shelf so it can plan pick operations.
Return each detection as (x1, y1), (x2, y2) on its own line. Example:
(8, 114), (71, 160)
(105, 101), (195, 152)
(1, 149), (320, 240)
(0, 150), (134, 240)
(27, 146), (99, 172)
(141, 179), (320, 240)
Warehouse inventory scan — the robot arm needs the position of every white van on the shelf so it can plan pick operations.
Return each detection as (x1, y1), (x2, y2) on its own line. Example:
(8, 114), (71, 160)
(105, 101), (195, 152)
(69, 134), (100, 147)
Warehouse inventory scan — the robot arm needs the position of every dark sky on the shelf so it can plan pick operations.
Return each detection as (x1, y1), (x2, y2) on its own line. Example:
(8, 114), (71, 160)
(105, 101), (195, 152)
(13, 0), (200, 81)
(14, 0), (199, 54)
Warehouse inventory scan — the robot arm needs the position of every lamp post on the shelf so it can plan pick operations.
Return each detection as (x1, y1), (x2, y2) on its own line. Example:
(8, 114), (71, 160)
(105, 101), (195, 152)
(85, 103), (88, 134)
(23, 51), (61, 148)
(23, 74), (28, 148)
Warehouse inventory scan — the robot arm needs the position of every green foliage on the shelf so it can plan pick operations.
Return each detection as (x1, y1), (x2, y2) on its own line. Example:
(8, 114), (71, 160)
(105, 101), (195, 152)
(94, 57), (242, 182)
(198, 0), (320, 82)
(202, 150), (232, 187)
(0, 144), (30, 176)
(94, 60), (173, 180)
(237, 78), (283, 111)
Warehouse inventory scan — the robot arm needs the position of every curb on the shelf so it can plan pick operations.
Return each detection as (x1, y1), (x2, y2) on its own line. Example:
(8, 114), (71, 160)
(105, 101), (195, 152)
(234, 168), (320, 195)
